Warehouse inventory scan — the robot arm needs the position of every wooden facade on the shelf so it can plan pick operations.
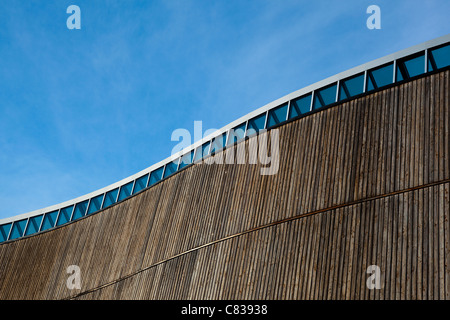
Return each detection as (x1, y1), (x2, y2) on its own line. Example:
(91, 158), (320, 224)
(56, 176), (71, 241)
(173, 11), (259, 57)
(0, 70), (448, 300)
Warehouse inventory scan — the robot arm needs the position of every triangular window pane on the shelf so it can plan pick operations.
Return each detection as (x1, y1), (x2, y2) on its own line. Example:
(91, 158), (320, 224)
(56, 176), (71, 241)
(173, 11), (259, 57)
(267, 103), (288, 128)
(72, 200), (88, 221)
(194, 141), (211, 162)
(339, 74), (364, 101)
(313, 84), (337, 110)
(87, 194), (104, 214)
(41, 211), (58, 231)
(148, 167), (164, 186)
(163, 161), (178, 178)
(118, 182), (134, 201)
(102, 189), (119, 209)
(428, 60), (434, 72)
(430, 44), (450, 70)
(289, 94), (312, 119)
(0, 223), (12, 242)
(56, 206), (74, 226)
(367, 75), (375, 91)
(368, 63), (393, 90)
(246, 114), (266, 137)
(133, 174), (149, 194)
(403, 54), (425, 78)
(24, 215), (43, 236)
(396, 65), (404, 82)
(178, 151), (194, 170)
(9, 219), (28, 240)
(339, 85), (349, 100)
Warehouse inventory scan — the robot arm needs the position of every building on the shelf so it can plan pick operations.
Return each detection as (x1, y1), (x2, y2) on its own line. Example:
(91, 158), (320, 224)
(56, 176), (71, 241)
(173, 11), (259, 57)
(0, 34), (449, 300)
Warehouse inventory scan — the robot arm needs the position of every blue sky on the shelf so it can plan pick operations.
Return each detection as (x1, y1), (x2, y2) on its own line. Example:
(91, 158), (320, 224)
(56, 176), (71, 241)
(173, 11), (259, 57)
(0, 0), (449, 220)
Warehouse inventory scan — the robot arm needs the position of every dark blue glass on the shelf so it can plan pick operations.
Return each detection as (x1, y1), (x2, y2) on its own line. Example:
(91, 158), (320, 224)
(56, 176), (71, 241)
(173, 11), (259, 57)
(429, 44), (450, 70)
(133, 174), (149, 194)
(24, 215), (44, 236)
(202, 141), (211, 158)
(72, 200), (89, 221)
(87, 194), (104, 214)
(41, 211), (59, 231)
(102, 189), (119, 209)
(289, 94), (312, 119)
(227, 123), (246, 145)
(56, 206), (74, 226)
(428, 59), (433, 73)
(9, 219), (28, 240)
(404, 54), (425, 78)
(178, 151), (194, 170)
(367, 63), (394, 91)
(194, 141), (211, 162)
(118, 182), (134, 201)
(246, 114), (266, 137)
(148, 167), (164, 186)
(267, 103), (288, 128)
(396, 53), (425, 82)
(0, 223), (12, 242)
(313, 83), (337, 109)
(209, 133), (227, 154)
(163, 160), (178, 178)
(339, 74), (365, 101)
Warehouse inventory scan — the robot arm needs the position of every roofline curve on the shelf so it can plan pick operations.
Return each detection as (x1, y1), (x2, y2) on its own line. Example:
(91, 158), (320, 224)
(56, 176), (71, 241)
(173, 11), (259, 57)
(1, 33), (449, 229)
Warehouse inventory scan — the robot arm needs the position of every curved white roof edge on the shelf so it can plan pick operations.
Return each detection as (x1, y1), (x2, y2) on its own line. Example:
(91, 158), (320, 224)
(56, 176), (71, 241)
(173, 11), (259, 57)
(1, 33), (449, 225)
